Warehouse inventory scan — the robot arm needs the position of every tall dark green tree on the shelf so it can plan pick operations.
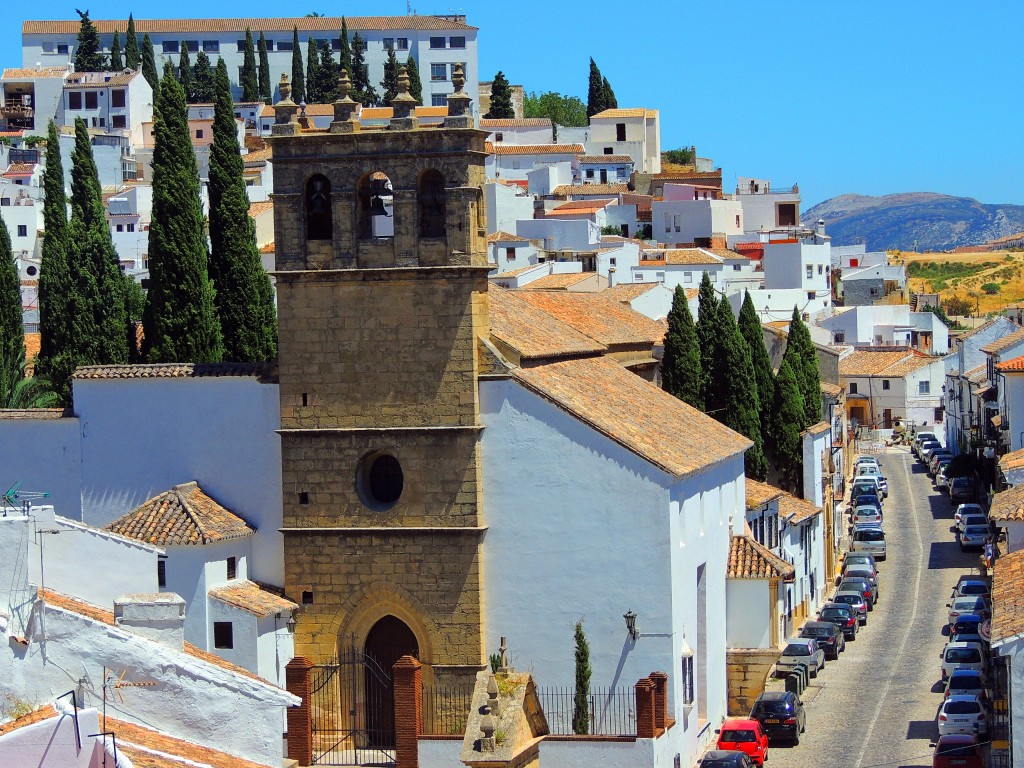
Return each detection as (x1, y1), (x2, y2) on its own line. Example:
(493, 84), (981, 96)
(290, 27), (305, 103)
(240, 28), (259, 102)
(572, 621), (591, 735)
(586, 58), (604, 117)
(37, 121), (76, 401)
(783, 307), (823, 426)
(738, 291), (776, 435)
(68, 119), (128, 366)
(337, 18), (353, 82)
(485, 71), (515, 119)
(601, 76), (618, 110)
(141, 34), (158, 93)
(662, 285), (703, 410)
(713, 299), (767, 480)
(695, 271), (719, 408)
(178, 42), (194, 102)
(305, 36), (321, 103)
(110, 31), (123, 71)
(380, 45), (400, 104)
(143, 65), (222, 363)
(405, 55), (422, 104)
(770, 358), (806, 494)
(124, 14), (140, 70)
(74, 10), (107, 72)
(191, 51), (216, 103)
(0, 211), (22, 387)
(257, 32), (272, 103)
(350, 32), (377, 105)
(317, 41), (338, 102)
(208, 60), (277, 362)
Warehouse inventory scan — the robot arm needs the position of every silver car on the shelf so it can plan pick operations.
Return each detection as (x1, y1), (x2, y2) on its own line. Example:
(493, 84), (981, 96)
(947, 596), (990, 628)
(832, 590), (868, 624)
(956, 513), (988, 536)
(959, 524), (989, 551)
(776, 638), (825, 678)
(851, 526), (886, 560)
(954, 504), (985, 526)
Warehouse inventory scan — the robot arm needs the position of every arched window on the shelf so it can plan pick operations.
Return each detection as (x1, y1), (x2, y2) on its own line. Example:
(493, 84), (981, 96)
(305, 175), (332, 241)
(357, 172), (393, 239)
(418, 169), (446, 238)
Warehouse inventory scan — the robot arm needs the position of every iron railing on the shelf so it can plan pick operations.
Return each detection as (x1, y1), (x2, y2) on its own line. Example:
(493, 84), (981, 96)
(535, 686), (636, 736)
(422, 684), (473, 735)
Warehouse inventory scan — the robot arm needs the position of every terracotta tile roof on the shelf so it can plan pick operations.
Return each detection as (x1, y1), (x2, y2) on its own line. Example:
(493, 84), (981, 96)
(745, 479), (783, 509)
(728, 535), (794, 580)
(524, 272), (595, 290)
(839, 350), (914, 377)
(803, 420), (832, 436)
(486, 143), (585, 156)
(577, 154), (634, 164)
(24, 16), (475, 34)
(604, 283), (662, 302)
(259, 242), (275, 254)
(547, 199), (615, 215)
(480, 118), (552, 128)
(243, 147), (273, 164)
(964, 364), (988, 384)
(208, 580), (297, 618)
(980, 327), (1024, 354)
(663, 249), (722, 266)
(2, 163), (35, 177)
(104, 716), (270, 768)
(492, 264), (545, 278)
(358, 106), (448, 119)
(591, 108), (658, 119)
(487, 230), (528, 243)
(820, 381), (843, 398)
(990, 483), (1024, 522)
(551, 184), (630, 198)
(0, 704), (57, 735)
(512, 356), (751, 478)
(515, 290), (665, 347)
(707, 248), (748, 261)
(991, 548), (1024, 645)
(248, 200), (274, 218)
(779, 490), (821, 524)
(877, 355), (938, 377)
(1000, 448), (1024, 474)
(488, 287), (606, 361)
(65, 71), (140, 88)
(73, 362), (272, 379)
(2, 67), (68, 79)
(104, 481), (254, 545)
(997, 354), (1024, 373)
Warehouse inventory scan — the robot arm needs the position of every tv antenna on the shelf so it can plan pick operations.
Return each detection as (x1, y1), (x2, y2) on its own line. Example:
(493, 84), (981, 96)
(2, 481), (50, 516)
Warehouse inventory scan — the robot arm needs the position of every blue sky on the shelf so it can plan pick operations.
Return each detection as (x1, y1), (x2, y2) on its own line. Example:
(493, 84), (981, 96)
(7, 2), (1022, 207)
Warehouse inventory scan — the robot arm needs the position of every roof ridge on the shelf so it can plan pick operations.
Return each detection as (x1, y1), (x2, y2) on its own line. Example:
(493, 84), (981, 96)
(175, 482), (211, 544)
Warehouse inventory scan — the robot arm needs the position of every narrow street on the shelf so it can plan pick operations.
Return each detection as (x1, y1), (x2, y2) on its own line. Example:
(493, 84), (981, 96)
(766, 447), (984, 768)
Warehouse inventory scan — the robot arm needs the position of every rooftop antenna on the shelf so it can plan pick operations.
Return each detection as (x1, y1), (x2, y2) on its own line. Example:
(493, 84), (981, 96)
(2, 481), (50, 516)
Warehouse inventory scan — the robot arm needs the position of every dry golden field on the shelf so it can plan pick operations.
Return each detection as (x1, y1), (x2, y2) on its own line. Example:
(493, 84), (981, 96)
(894, 249), (1024, 314)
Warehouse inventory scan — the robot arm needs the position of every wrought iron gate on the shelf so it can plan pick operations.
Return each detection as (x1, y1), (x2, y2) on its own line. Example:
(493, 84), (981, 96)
(310, 650), (396, 766)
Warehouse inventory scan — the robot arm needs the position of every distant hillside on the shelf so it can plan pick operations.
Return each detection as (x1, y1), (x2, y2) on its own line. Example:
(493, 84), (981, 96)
(801, 193), (1024, 252)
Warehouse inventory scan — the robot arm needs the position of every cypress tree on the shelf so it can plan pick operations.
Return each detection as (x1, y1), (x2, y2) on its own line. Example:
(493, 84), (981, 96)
(602, 76), (618, 110)
(208, 60), (277, 362)
(178, 42), (194, 102)
(191, 51), (216, 103)
(405, 55), (422, 104)
(37, 121), (76, 402)
(125, 15), (140, 70)
(770, 359), (806, 495)
(350, 32), (377, 105)
(695, 271), (719, 409)
(662, 285), (703, 410)
(258, 32), (272, 103)
(241, 28), (259, 102)
(68, 118), (128, 366)
(783, 307), (823, 426)
(305, 36), (320, 103)
(74, 10), (107, 72)
(380, 46), (400, 104)
(110, 31), (123, 71)
(485, 71), (515, 119)
(572, 621), (591, 735)
(714, 299), (767, 480)
(143, 64), (222, 363)
(337, 18), (353, 83)
(738, 291), (776, 434)
(586, 58), (604, 117)
(290, 27), (305, 104)
(141, 34), (159, 93)
(0, 211), (22, 384)
(317, 41), (338, 102)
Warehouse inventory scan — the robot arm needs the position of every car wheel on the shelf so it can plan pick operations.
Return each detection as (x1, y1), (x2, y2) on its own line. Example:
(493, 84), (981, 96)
(792, 734), (799, 746)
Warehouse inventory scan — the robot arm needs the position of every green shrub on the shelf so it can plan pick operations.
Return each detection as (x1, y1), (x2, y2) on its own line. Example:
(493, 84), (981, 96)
(981, 282), (1000, 294)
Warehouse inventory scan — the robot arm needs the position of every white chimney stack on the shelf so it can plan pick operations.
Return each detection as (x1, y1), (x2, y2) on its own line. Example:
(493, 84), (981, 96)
(114, 593), (186, 651)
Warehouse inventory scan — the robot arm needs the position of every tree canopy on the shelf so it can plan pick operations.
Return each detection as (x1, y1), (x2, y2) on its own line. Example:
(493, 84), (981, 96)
(191, 51), (216, 103)
(770, 358), (806, 494)
(738, 291), (776, 435)
(523, 91), (587, 131)
(783, 307), (822, 427)
(258, 32), (272, 103)
(124, 15), (140, 70)
(405, 56), (423, 104)
(290, 27), (305, 103)
(380, 45), (400, 104)
(485, 71), (515, 119)
(240, 29), (259, 102)
(695, 271), (719, 409)
(141, 34), (158, 93)
(662, 285), (703, 410)
(74, 10), (107, 72)
(350, 32), (377, 105)
(586, 58), (616, 116)
(110, 31), (123, 71)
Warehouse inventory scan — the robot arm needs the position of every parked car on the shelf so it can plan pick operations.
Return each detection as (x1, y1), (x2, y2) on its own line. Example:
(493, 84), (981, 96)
(930, 734), (985, 768)
(776, 638), (825, 678)
(929, 451), (954, 476)
(950, 477), (976, 504)
(832, 591), (869, 624)
(749, 690), (806, 744)
(937, 695), (988, 737)
(922, 443), (949, 465)
(948, 596), (990, 627)
(845, 566), (879, 596)
(850, 526), (887, 560)
(855, 455), (881, 468)
(854, 494), (883, 513)
(954, 504), (985, 526)
(843, 552), (877, 571)
(951, 614), (987, 643)
(917, 436), (940, 456)
(959, 524), (989, 551)
(851, 506), (883, 527)
(715, 719), (769, 766)
(913, 431), (938, 455)
(952, 579), (990, 600)
(944, 669), (988, 701)
(818, 602), (860, 639)
(700, 751), (757, 768)
(800, 620), (846, 659)
(956, 513), (988, 536)
(857, 465), (889, 496)
(941, 641), (987, 680)
(935, 460), (953, 489)
(839, 576), (876, 608)
(851, 476), (885, 500)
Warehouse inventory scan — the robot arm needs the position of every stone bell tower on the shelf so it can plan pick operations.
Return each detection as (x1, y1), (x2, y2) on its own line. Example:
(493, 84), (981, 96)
(269, 67), (488, 686)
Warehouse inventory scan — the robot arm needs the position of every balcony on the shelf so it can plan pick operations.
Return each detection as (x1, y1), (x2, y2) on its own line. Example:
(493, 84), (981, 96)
(1, 103), (33, 119)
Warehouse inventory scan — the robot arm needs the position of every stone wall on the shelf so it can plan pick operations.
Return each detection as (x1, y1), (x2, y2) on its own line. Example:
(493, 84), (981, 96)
(726, 648), (780, 715)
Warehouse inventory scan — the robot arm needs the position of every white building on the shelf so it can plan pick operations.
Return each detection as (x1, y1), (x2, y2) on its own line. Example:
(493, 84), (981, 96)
(734, 177), (800, 232)
(652, 183), (743, 246)
(487, 230), (538, 274)
(576, 153), (634, 186)
(586, 108), (661, 174)
(481, 117), (553, 145)
(485, 142), (583, 183)
(603, 282), (676, 320)
(840, 349), (946, 429)
(23, 15), (480, 109)
(817, 304), (949, 356)
(60, 70), (153, 147)
(0, 66), (69, 135)
(485, 180), (534, 235)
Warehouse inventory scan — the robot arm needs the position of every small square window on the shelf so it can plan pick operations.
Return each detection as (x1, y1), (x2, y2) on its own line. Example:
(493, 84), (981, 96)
(196, 129), (204, 139)
(430, 63), (447, 81)
(807, 291), (815, 301)
(684, 272), (693, 283)
(184, 40), (199, 53)
(17, 225), (27, 237)
(236, 40), (247, 52)
(505, 247), (515, 262)
(603, 147), (613, 155)
(57, 44), (69, 55)
(494, 132), (503, 142)
(111, 89), (126, 108)
(162, 41), (179, 54)
(849, 383), (858, 394)
(586, 169), (594, 179)
(203, 40), (220, 52)
(213, 621), (234, 649)
(431, 94), (448, 107)
(115, 224), (124, 232)
(882, 379), (890, 390)
(383, 37), (394, 49)
(298, 491), (310, 505)
(112, 115), (127, 128)
(818, 264), (823, 275)
(227, 556), (237, 580)
(449, 36), (466, 48)
(85, 91), (98, 109)
(397, 38), (409, 50)
(277, 40), (293, 52)
(919, 381), (931, 395)
(68, 91), (82, 110)
(302, 590), (314, 605)
(806, 265), (813, 279)
(127, 223), (135, 232)
(264, 40), (274, 52)
(0, 199), (9, 207)
(430, 36), (446, 48)
(732, 264), (741, 271)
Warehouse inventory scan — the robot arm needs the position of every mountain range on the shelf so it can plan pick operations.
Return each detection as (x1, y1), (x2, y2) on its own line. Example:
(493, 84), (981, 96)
(801, 193), (1024, 252)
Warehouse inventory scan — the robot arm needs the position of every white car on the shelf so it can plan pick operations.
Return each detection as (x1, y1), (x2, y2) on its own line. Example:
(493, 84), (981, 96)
(954, 504), (985, 526)
(856, 465), (888, 496)
(855, 456), (881, 471)
(941, 641), (988, 680)
(956, 512), (988, 536)
(776, 638), (826, 678)
(938, 695), (988, 736)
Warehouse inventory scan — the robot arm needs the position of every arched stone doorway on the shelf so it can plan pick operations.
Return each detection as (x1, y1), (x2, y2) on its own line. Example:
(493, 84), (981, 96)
(364, 615), (419, 747)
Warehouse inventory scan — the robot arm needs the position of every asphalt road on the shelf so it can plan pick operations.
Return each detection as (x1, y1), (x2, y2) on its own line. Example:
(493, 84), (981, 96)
(765, 447), (985, 768)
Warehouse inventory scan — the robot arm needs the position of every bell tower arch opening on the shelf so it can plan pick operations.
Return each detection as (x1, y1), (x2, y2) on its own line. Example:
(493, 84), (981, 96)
(418, 169), (447, 238)
(305, 174), (333, 240)
(364, 615), (419, 747)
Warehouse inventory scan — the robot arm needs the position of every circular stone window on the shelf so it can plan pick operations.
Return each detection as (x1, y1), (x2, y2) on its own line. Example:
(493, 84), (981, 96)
(358, 452), (404, 509)
(26, 266), (37, 276)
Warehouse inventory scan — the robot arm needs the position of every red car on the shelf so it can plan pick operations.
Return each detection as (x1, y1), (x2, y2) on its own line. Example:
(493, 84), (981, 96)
(716, 718), (769, 766)
(931, 734), (985, 768)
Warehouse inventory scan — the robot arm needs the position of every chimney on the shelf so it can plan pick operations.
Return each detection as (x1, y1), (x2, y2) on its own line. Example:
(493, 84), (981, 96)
(114, 593), (186, 651)
(608, 266), (616, 287)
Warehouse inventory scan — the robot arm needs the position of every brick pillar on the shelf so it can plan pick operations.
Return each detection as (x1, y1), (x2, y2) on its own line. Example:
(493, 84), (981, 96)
(393, 655), (423, 768)
(285, 656), (313, 767)
(649, 671), (668, 731)
(635, 678), (656, 739)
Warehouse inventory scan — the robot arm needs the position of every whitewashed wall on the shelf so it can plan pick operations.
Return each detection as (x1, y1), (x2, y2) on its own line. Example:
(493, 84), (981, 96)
(0, 706), (100, 767)
(164, 539), (249, 648)
(257, 614), (294, 688)
(207, 598), (259, 673)
(0, 415), (82, 520)
(726, 579), (770, 649)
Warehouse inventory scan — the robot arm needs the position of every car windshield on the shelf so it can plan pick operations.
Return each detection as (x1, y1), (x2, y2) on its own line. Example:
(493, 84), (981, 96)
(703, 761), (740, 768)
(958, 505), (983, 515)
(958, 583), (987, 595)
(855, 495), (879, 506)
(945, 648), (981, 663)
(855, 530), (884, 541)
(964, 526), (989, 535)
(949, 675), (982, 689)
(938, 744), (978, 757)
(820, 609), (850, 621)
(847, 570), (873, 579)
(962, 515), (987, 526)
(802, 626), (830, 637)
(752, 700), (791, 715)
(783, 644), (809, 656)
(945, 700), (981, 714)
(721, 729), (755, 743)
(954, 598), (986, 611)
(834, 594), (860, 605)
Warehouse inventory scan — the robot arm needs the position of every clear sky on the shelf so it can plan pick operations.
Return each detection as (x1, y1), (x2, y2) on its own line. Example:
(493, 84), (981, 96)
(7, 2), (1022, 208)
